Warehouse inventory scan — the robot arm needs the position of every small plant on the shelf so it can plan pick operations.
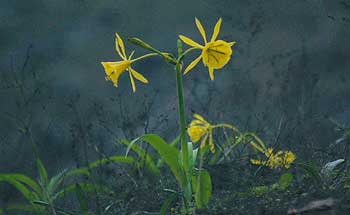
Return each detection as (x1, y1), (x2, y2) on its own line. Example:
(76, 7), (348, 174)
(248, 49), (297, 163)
(100, 18), (295, 214)
(0, 157), (118, 215)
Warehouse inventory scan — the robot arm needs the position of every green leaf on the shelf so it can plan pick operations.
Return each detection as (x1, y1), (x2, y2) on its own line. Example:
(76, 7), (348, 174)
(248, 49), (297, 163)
(47, 169), (67, 197)
(53, 183), (100, 201)
(209, 135), (242, 165)
(159, 193), (178, 215)
(186, 142), (194, 171)
(127, 134), (185, 185)
(157, 135), (180, 168)
(75, 183), (89, 214)
(2, 173), (41, 195)
(192, 169), (212, 208)
(119, 139), (160, 176)
(298, 162), (322, 183)
(0, 174), (39, 201)
(32, 201), (75, 215)
(250, 185), (270, 196)
(36, 159), (49, 188)
(67, 156), (135, 177)
(0, 204), (41, 214)
(276, 173), (293, 190)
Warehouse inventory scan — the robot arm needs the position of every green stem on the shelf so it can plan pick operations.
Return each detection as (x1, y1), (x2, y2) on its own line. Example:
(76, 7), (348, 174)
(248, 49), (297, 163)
(176, 40), (192, 214)
(131, 53), (159, 63)
(175, 62), (190, 172)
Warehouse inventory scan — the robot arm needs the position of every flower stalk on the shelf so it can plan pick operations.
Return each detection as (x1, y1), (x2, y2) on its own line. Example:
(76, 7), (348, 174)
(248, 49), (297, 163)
(175, 39), (192, 213)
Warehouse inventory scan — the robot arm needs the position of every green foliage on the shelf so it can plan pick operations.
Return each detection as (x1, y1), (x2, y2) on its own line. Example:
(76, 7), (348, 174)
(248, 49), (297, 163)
(250, 173), (293, 197)
(276, 172), (293, 190)
(124, 134), (213, 213)
(75, 183), (89, 214)
(68, 155), (135, 176)
(192, 169), (212, 208)
(0, 158), (100, 214)
(119, 139), (160, 175)
(159, 193), (178, 215)
(126, 134), (186, 185)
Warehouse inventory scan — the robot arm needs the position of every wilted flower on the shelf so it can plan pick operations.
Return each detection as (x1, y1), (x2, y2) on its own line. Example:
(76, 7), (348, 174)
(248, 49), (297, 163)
(179, 18), (235, 80)
(251, 148), (295, 169)
(187, 114), (215, 152)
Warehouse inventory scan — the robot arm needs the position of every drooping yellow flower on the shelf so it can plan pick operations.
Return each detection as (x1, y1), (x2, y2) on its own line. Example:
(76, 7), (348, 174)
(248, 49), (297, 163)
(187, 114), (215, 152)
(250, 148), (296, 169)
(101, 33), (148, 92)
(179, 18), (236, 80)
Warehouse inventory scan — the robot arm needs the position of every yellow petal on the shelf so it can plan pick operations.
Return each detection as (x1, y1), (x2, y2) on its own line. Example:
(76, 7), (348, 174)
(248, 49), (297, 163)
(193, 113), (206, 122)
(200, 133), (209, 149)
(130, 67), (148, 84)
(202, 40), (233, 69)
(128, 70), (136, 93)
(250, 159), (263, 165)
(188, 125), (206, 143)
(211, 18), (222, 42)
(228, 41), (236, 46)
(128, 50), (135, 60)
(209, 129), (215, 153)
(190, 119), (205, 126)
(208, 67), (214, 80)
(195, 18), (207, 43)
(115, 33), (127, 59)
(101, 61), (130, 87)
(184, 55), (202, 75)
(179, 35), (203, 48)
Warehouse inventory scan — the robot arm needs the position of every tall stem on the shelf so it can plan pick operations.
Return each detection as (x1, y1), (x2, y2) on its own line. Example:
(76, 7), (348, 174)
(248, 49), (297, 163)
(176, 40), (192, 214)
(175, 62), (189, 173)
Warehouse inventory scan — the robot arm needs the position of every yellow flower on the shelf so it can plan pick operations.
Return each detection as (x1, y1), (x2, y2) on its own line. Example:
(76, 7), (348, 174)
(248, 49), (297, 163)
(101, 33), (148, 93)
(283, 151), (296, 168)
(251, 148), (296, 169)
(187, 114), (215, 152)
(179, 18), (236, 80)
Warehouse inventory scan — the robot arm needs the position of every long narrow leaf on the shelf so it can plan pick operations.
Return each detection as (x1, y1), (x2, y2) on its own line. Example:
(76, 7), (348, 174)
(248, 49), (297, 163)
(127, 134), (185, 185)
(119, 139), (160, 175)
(0, 174), (39, 201)
(160, 193), (178, 215)
(37, 159), (49, 188)
(1, 173), (41, 195)
(0, 204), (42, 214)
(53, 183), (101, 201)
(157, 135), (180, 168)
(47, 169), (68, 196)
(75, 184), (89, 214)
(67, 156), (135, 177)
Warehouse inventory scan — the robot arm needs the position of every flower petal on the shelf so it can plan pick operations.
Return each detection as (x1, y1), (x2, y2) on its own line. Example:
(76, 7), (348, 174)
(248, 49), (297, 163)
(101, 61), (129, 87)
(211, 18), (222, 42)
(193, 113), (206, 122)
(128, 70), (136, 93)
(195, 18), (207, 43)
(228, 41), (236, 46)
(208, 67), (215, 80)
(115, 33), (127, 59)
(184, 55), (202, 75)
(200, 133), (209, 149)
(209, 129), (215, 153)
(130, 67), (149, 84)
(179, 35), (203, 48)
(202, 40), (233, 69)
(188, 125), (206, 143)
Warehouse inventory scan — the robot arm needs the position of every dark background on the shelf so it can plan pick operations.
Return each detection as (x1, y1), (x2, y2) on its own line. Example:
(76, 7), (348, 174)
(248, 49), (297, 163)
(1, 0), (350, 207)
